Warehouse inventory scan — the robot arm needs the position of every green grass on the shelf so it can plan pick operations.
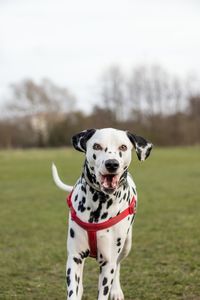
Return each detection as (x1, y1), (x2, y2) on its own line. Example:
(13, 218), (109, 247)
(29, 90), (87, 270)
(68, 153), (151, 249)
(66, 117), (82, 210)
(0, 147), (200, 300)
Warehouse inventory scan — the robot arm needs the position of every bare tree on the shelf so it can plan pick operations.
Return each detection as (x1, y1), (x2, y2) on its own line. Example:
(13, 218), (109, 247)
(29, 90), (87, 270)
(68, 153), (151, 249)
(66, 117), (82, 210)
(127, 65), (190, 117)
(100, 66), (126, 122)
(127, 66), (146, 120)
(2, 78), (76, 147)
(6, 78), (76, 117)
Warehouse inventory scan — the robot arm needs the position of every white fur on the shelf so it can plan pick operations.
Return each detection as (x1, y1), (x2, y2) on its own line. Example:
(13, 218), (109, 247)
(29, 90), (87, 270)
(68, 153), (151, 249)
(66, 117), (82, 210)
(51, 163), (73, 192)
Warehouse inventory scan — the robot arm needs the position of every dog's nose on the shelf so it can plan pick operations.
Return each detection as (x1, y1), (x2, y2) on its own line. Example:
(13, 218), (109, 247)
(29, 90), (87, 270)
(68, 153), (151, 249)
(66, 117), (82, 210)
(105, 159), (119, 172)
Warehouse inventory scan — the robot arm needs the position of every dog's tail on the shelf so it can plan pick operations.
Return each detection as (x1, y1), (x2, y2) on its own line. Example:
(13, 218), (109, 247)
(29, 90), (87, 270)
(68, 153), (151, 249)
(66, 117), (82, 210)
(51, 163), (73, 192)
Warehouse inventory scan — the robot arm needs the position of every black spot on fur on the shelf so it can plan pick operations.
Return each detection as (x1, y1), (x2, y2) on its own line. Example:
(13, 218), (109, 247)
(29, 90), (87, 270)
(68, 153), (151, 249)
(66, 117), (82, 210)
(100, 261), (107, 273)
(119, 151), (122, 157)
(89, 204), (102, 222)
(73, 257), (82, 264)
(67, 268), (71, 275)
(81, 185), (86, 193)
(101, 212), (108, 220)
(131, 214), (136, 224)
(69, 290), (73, 297)
(100, 192), (109, 202)
(103, 286), (109, 296)
(89, 186), (95, 193)
(89, 193), (108, 223)
(75, 194), (78, 202)
(105, 147), (108, 152)
(70, 228), (75, 238)
(132, 187), (136, 195)
(93, 153), (96, 160)
(117, 238), (121, 247)
(78, 200), (86, 213)
(123, 193), (127, 200)
(102, 277), (108, 286)
(111, 269), (114, 274)
(80, 249), (90, 259)
(66, 276), (71, 286)
(119, 171), (128, 185)
(85, 162), (97, 184)
(127, 190), (131, 203)
(92, 192), (98, 202)
(106, 199), (113, 209)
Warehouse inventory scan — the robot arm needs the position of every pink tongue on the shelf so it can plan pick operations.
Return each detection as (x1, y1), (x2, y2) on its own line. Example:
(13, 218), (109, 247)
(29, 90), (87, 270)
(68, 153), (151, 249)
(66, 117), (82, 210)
(102, 175), (118, 189)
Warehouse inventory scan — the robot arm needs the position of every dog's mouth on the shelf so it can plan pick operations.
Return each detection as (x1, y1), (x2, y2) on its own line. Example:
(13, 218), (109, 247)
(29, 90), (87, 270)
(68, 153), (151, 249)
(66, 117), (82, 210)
(100, 173), (119, 192)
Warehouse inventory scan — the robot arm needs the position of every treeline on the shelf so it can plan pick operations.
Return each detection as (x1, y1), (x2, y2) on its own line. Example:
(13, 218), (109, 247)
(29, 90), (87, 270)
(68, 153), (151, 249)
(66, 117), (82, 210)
(0, 65), (200, 148)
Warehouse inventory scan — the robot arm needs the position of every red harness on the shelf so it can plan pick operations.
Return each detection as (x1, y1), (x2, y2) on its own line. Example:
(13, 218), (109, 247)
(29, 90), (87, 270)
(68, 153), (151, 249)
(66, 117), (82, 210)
(66, 191), (137, 259)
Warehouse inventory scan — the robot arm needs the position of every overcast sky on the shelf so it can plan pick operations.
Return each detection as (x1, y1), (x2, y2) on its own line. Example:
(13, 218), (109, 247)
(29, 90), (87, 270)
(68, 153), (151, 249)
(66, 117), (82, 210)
(0, 0), (200, 111)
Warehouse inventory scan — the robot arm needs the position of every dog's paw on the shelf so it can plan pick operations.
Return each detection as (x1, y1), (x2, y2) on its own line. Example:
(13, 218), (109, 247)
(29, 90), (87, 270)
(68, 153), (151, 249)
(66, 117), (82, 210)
(110, 289), (124, 300)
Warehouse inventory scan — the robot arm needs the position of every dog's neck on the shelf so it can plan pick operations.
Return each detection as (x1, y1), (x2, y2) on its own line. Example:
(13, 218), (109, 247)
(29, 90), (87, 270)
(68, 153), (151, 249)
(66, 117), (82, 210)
(82, 160), (128, 195)
(71, 161), (132, 223)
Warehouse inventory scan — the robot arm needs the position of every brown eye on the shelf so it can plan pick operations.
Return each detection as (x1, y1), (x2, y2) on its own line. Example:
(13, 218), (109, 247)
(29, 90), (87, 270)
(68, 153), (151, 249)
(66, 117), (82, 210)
(119, 144), (127, 151)
(93, 143), (102, 150)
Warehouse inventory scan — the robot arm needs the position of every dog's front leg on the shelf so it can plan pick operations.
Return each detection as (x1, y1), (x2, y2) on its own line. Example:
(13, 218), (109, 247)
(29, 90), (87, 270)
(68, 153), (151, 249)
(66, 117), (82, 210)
(97, 261), (117, 300)
(110, 263), (124, 300)
(66, 254), (85, 300)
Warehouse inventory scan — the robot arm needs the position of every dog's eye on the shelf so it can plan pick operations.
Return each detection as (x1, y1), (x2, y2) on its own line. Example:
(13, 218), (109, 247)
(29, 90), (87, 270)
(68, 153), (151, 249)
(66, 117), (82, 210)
(93, 143), (102, 151)
(119, 145), (127, 151)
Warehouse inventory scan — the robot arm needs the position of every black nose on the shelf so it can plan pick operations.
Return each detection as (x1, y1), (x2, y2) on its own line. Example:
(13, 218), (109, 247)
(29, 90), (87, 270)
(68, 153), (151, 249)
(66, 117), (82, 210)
(105, 159), (119, 172)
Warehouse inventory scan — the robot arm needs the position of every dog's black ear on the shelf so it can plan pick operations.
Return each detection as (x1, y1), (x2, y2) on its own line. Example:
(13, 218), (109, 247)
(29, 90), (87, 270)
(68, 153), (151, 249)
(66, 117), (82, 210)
(72, 129), (96, 153)
(127, 132), (153, 161)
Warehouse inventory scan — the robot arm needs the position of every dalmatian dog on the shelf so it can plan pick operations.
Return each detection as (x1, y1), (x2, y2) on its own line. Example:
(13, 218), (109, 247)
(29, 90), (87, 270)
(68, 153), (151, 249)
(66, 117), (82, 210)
(52, 128), (152, 300)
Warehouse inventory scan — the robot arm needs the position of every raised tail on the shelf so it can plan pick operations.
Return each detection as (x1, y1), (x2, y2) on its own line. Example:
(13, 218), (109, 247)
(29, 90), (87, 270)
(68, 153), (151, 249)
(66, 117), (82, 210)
(51, 163), (73, 192)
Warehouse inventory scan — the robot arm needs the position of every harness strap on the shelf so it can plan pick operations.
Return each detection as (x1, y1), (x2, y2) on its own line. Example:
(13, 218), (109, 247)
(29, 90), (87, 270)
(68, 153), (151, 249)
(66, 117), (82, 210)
(66, 191), (136, 258)
(87, 231), (97, 258)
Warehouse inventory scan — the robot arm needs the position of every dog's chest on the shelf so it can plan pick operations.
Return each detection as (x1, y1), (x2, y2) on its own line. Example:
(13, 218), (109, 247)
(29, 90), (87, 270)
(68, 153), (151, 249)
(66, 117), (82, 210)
(71, 176), (137, 224)
(68, 175), (137, 260)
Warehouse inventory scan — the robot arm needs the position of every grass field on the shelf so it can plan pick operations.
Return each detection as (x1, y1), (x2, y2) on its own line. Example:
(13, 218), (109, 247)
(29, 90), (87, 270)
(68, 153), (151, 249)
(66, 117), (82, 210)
(0, 147), (200, 300)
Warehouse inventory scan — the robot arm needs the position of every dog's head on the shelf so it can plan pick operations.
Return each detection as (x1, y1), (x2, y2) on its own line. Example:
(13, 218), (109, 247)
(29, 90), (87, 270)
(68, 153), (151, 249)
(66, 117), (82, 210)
(72, 128), (153, 193)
